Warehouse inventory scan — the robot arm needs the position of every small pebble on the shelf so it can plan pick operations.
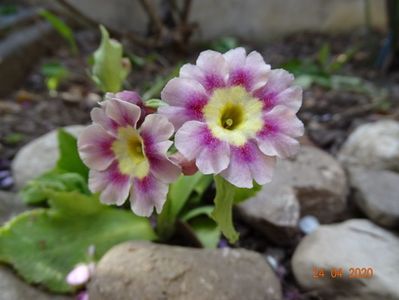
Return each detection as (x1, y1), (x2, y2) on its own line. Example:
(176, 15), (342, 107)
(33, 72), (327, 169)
(0, 176), (14, 190)
(298, 215), (320, 235)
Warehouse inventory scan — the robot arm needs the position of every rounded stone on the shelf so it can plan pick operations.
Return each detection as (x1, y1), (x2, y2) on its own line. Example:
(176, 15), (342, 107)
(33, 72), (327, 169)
(89, 242), (282, 300)
(292, 219), (399, 300)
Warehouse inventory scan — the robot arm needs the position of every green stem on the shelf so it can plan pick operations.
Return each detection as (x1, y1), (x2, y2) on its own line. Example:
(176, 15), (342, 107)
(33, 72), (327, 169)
(210, 175), (239, 243)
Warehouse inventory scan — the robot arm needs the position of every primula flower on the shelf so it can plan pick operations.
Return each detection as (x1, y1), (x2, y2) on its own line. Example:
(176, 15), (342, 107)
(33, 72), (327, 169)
(160, 47), (303, 188)
(78, 93), (180, 216)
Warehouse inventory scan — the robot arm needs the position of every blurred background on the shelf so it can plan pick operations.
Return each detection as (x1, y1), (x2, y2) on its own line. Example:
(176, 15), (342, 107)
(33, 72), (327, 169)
(0, 1), (398, 300)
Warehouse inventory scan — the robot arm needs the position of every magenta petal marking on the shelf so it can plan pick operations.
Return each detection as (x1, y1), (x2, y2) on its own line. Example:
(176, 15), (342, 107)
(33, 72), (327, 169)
(88, 162), (131, 206)
(185, 94), (208, 120)
(228, 68), (253, 91)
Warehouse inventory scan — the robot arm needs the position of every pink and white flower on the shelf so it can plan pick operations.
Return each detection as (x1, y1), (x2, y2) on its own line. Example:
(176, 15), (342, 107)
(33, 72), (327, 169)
(78, 92), (180, 216)
(160, 47), (303, 188)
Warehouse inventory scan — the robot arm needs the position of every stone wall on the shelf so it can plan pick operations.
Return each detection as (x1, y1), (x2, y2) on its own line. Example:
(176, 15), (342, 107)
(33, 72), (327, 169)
(58, 0), (386, 41)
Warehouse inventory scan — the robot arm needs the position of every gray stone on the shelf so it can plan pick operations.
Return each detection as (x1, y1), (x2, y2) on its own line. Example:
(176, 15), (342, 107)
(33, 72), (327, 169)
(349, 168), (399, 228)
(33, 0), (385, 42)
(273, 146), (348, 223)
(12, 125), (85, 189)
(0, 191), (28, 225)
(338, 120), (399, 172)
(237, 185), (300, 245)
(292, 219), (399, 300)
(89, 242), (282, 300)
(0, 265), (71, 300)
(237, 146), (347, 240)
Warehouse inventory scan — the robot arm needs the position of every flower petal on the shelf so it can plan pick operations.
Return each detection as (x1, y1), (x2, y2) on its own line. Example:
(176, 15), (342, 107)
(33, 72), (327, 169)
(220, 142), (275, 188)
(78, 124), (115, 171)
(256, 105), (304, 158)
(180, 50), (228, 92)
(157, 106), (190, 130)
(175, 121), (208, 160)
(130, 175), (168, 217)
(91, 107), (118, 135)
(224, 48), (270, 91)
(196, 139), (230, 174)
(66, 264), (91, 286)
(244, 50), (270, 90)
(114, 90), (143, 105)
(161, 77), (208, 107)
(140, 114), (174, 143)
(105, 98), (141, 128)
(223, 47), (247, 69)
(254, 69), (302, 112)
(88, 162), (131, 206)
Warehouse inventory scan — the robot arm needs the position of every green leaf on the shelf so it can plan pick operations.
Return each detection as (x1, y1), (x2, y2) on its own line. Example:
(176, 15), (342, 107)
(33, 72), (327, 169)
(20, 170), (89, 204)
(0, 192), (156, 293)
(211, 37), (238, 53)
(91, 25), (130, 93)
(156, 173), (211, 240)
(39, 10), (77, 54)
(233, 183), (261, 204)
(317, 43), (330, 69)
(181, 205), (214, 222)
(211, 175), (239, 243)
(56, 129), (88, 180)
(41, 62), (69, 91)
(188, 217), (220, 248)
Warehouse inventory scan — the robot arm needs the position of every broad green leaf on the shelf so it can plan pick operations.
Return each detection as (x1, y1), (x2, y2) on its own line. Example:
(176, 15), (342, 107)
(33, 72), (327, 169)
(91, 25), (130, 93)
(233, 183), (261, 204)
(0, 192), (156, 293)
(39, 10), (77, 54)
(20, 170), (89, 204)
(188, 217), (220, 248)
(56, 129), (88, 180)
(211, 175), (239, 243)
(156, 173), (211, 240)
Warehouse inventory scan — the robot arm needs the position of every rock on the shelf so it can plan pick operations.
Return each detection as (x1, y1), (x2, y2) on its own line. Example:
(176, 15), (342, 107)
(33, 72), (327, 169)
(12, 125), (85, 189)
(292, 219), (399, 300)
(237, 146), (347, 240)
(237, 185), (300, 245)
(0, 191), (28, 225)
(349, 168), (399, 228)
(0, 265), (71, 300)
(338, 120), (399, 172)
(89, 242), (282, 300)
(274, 146), (348, 222)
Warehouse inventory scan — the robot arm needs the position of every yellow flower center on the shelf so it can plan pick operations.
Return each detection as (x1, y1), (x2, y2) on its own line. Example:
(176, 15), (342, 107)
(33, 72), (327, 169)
(112, 126), (150, 178)
(203, 86), (264, 146)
